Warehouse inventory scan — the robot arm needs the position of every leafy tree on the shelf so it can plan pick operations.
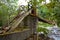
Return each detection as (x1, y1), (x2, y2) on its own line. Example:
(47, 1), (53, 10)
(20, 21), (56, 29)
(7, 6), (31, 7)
(0, 0), (18, 26)
(37, 0), (60, 27)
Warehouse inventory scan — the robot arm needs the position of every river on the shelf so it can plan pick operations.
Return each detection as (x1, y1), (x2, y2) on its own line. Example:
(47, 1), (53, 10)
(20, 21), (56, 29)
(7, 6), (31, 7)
(48, 25), (60, 40)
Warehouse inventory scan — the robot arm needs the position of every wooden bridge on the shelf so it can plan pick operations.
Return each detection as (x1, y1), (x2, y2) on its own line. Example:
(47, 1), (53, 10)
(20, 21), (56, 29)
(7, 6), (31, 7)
(0, 9), (54, 40)
(0, 1), (54, 40)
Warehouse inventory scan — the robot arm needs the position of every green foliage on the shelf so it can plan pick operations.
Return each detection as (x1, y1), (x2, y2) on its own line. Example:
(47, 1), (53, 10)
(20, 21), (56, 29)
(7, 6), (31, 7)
(37, 4), (55, 21)
(37, 27), (49, 35)
(0, 0), (18, 26)
(37, 0), (60, 27)
(37, 22), (52, 35)
(53, 3), (59, 25)
(38, 22), (52, 27)
(36, 0), (60, 35)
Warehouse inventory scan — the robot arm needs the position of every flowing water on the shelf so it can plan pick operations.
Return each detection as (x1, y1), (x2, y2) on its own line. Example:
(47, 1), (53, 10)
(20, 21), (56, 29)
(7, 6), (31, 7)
(48, 25), (60, 40)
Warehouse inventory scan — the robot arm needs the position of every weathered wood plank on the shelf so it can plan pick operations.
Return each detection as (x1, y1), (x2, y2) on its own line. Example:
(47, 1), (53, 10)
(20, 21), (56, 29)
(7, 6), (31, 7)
(9, 10), (31, 31)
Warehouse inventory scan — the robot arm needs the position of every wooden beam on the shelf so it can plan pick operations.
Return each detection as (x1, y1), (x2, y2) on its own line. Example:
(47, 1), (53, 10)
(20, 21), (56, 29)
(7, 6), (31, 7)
(30, 14), (55, 25)
(37, 16), (55, 25)
(1, 10), (32, 33)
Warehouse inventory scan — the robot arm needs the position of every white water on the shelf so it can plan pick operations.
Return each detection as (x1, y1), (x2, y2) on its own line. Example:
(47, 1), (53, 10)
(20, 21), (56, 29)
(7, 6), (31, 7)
(48, 25), (60, 40)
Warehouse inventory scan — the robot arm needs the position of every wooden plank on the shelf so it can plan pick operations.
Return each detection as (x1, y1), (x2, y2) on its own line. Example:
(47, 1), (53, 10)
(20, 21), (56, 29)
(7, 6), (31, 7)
(30, 14), (55, 25)
(8, 10), (32, 32)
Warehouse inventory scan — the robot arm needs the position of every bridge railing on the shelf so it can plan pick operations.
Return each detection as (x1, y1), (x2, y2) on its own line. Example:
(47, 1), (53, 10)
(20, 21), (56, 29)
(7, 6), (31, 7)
(0, 4), (32, 34)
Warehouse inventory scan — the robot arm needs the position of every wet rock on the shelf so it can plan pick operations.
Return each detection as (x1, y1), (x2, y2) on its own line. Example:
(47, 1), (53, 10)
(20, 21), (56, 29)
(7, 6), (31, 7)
(38, 34), (54, 40)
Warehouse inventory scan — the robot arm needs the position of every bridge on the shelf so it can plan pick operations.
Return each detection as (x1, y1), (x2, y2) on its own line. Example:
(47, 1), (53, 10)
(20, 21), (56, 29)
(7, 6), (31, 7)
(0, 1), (54, 40)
